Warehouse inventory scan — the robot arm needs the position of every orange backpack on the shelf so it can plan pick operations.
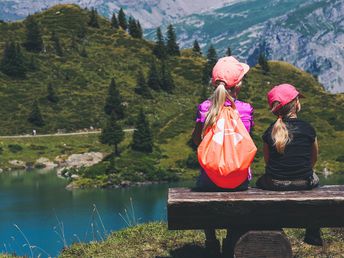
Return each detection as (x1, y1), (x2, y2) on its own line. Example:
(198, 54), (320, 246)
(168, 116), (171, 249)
(197, 106), (257, 189)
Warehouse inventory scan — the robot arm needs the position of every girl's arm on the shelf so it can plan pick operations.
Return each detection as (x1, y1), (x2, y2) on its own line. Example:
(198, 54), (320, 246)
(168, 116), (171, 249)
(311, 137), (319, 168)
(192, 122), (203, 146)
(263, 143), (270, 164)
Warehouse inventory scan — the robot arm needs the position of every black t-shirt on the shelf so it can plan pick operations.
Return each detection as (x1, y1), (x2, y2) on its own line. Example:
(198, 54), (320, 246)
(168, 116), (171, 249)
(262, 118), (316, 180)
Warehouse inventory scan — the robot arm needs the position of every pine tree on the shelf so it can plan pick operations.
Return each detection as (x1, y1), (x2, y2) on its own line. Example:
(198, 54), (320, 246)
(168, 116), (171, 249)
(202, 45), (218, 84)
(47, 83), (58, 103)
(77, 24), (86, 39)
(199, 85), (209, 102)
(160, 61), (175, 93)
(0, 41), (26, 78)
(134, 70), (152, 98)
(128, 17), (139, 38)
(27, 55), (37, 71)
(153, 27), (166, 59)
(111, 13), (119, 29)
(104, 78), (124, 119)
(80, 46), (88, 57)
(23, 15), (43, 52)
(132, 109), (153, 153)
(192, 40), (202, 55)
(258, 52), (270, 74)
(226, 47), (232, 56)
(100, 111), (124, 156)
(88, 8), (99, 28)
(166, 24), (180, 56)
(118, 8), (127, 31)
(51, 31), (63, 56)
(28, 100), (44, 127)
(147, 61), (161, 91)
(136, 20), (143, 39)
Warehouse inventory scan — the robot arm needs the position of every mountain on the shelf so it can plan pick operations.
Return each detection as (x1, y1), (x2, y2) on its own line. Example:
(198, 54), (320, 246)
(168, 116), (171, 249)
(0, 0), (237, 28)
(169, 0), (344, 93)
(2, 1), (343, 92)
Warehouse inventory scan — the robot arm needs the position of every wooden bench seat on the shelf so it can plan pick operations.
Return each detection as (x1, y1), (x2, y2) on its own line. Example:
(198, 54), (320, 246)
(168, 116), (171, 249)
(168, 185), (344, 230)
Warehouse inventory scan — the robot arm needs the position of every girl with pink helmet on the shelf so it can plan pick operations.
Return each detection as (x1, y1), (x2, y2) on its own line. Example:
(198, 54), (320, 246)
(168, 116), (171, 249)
(257, 83), (322, 246)
(192, 56), (254, 257)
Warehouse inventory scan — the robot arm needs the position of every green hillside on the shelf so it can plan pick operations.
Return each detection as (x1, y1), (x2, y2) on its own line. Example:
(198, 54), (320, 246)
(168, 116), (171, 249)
(0, 4), (203, 135)
(0, 4), (343, 183)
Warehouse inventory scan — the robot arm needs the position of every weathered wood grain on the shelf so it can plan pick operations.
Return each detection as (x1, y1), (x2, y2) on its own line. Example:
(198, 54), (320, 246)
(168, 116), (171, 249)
(168, 186), (344, 229)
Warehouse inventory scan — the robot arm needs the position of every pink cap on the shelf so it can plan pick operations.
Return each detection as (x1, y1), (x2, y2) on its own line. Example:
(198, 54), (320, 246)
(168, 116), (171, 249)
(267, 84), (304, 112)
(212, 56), (250, 88)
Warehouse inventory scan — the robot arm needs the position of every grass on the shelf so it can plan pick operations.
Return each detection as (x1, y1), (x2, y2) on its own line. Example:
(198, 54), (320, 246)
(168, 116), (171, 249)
(59, 222), (344, 258)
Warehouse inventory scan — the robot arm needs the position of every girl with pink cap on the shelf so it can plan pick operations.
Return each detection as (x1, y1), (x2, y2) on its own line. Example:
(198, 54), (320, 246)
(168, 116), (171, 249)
(192, 56), (254, 256)
(257, 83), (322, 246)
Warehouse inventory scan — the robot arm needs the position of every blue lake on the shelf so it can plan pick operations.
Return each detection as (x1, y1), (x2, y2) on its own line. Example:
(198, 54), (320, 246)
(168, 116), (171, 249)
(0, 169), (343, 257)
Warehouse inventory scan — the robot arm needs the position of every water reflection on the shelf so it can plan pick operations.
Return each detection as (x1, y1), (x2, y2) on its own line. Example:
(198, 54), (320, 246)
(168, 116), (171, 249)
(0, 169), (192, 257)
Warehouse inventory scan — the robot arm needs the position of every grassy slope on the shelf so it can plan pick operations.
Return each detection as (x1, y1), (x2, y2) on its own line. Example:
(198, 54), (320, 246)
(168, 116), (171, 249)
(59, 222), (344, 258)
(0, 4), (204, 135)
(0, 4), (343, 179)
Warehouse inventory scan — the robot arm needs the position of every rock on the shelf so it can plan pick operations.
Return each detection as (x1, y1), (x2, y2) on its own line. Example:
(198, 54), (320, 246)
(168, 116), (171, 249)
(0, 168), (3, 173)
(65, 182), (78, 191)
(8, 160), (26, 169)
(120, 181), (131, 187)
(35, 157), (58, 170)
(64, 152), (103, 168)
(54, 155), (68, 166)
(71, 174), (80, 179)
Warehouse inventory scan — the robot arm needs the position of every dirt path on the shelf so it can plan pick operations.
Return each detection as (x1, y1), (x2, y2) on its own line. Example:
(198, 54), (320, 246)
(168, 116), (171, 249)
(0, 129), (135, 139)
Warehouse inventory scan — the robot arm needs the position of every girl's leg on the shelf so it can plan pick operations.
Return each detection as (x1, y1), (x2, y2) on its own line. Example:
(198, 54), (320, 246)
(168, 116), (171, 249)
(204, 229), (220, 256)
(304, 174), (322, 245)
(223, 228), (248, 258)
(204, 229), (216, 241)
(304, 227), (323, 246)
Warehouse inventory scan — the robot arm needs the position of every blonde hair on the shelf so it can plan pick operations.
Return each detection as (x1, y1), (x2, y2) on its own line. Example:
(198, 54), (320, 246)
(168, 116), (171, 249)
(271, 98), (298, 154)
(202, 82), (237, 137)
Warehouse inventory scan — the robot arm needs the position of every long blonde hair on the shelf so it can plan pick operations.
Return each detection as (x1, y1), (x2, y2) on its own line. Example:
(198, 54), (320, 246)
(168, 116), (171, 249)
(271, 98), (298, 154)
(202, 82), (237, 137)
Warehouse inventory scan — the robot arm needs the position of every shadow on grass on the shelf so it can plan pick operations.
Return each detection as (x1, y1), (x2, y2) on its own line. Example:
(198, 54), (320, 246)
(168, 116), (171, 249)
(156, 244), (210, 258)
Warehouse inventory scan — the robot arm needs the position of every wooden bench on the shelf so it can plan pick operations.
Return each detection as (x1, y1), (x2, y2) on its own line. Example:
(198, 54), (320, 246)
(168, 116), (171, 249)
(168, 186), (344, 257)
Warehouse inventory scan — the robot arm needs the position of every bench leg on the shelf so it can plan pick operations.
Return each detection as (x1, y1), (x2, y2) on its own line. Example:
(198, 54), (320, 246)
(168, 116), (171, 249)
(222, 228), (249, 258)
(233, 230), (293, 258)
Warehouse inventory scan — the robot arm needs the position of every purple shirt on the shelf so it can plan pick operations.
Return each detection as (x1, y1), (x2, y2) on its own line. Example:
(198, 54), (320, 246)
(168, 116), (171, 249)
(196, 99), (254, 132)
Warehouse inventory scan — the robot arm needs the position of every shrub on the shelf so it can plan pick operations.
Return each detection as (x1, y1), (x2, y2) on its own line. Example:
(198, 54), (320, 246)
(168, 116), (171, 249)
(8, 144), (23, 153)
(29, 144), (47, 150)
(82, 162), (109, 179)
(336, 156), (344, 163)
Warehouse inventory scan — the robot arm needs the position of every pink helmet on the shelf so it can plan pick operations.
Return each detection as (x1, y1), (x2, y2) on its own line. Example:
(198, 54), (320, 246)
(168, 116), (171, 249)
(212, 56), (250, 88)
(267, 84), (304, 112)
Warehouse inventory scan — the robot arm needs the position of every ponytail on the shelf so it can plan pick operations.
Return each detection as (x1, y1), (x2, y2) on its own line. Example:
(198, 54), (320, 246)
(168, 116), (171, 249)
(271, 117), (291, 154)
(270, 99), (297, 154)
(202, 82), (236, 137)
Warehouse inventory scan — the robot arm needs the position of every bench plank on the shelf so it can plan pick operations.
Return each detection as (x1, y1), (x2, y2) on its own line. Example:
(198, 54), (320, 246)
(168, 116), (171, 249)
(168, 186), (344, 230)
